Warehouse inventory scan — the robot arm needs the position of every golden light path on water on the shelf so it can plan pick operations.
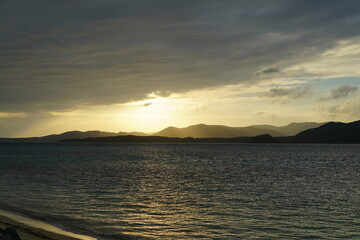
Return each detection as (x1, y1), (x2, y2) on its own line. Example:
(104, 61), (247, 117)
(103, 155), (238, 239)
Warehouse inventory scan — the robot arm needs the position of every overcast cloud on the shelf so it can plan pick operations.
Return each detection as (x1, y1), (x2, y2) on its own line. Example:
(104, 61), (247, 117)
(261, 86), (312, 99)
(318, 85), (358, 101)
(322, 96), (360, 120)
(1, 0), (360, 113)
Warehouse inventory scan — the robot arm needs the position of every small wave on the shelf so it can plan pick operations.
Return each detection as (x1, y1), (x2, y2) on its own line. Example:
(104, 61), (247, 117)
(0, 205), (150, 240)
(0, 208), (97, 240)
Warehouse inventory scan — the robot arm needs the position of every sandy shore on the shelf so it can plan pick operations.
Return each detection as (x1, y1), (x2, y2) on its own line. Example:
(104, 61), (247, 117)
(0, 210), (96, 240)
(0, 221), (45, 240)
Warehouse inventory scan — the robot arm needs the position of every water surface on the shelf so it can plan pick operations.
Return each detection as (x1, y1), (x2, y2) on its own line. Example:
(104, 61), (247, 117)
(0, 143), (360, 239)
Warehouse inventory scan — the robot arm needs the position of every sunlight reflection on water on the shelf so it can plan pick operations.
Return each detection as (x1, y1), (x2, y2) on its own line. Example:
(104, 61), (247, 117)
(0, 143), (360, 239)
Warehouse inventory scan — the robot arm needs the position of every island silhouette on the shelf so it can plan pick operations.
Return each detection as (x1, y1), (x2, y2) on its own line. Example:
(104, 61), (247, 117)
(2, 121), (359, 144)
(0, 122), (324, 143)
(60, 120), (360, 144)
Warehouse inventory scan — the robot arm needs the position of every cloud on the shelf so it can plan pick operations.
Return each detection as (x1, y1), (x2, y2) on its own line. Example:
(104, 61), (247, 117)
(322, 96), (360, 120)
(256, 67), (281, 76)
(318, 85), (358, 101)
(0, 0), (360, 113)
(261, 86), (312, 99)
(142, 103), (152, 107)
(0, 112), (26, 118)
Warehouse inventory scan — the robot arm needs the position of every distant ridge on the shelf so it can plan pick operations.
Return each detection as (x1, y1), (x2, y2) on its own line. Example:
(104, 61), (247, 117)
(60, 120), (360, 144)
(0, 130), (148, 143)
(250, 122), (324, 136)
(0, 122), (325, 142)
(152, 122), (325, 138)
(253, 120), (360, 143)
(292, 120), (360, 143)
(153, 124), (284, 138)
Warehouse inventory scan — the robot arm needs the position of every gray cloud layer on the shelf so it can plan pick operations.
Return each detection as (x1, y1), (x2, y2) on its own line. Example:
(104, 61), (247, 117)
(323, 97), (360, 120)
(261, 86), (312, 99)
(256, 68), (281, 76)
(318, 85), (358, 101)
(1, 0), (360, 112)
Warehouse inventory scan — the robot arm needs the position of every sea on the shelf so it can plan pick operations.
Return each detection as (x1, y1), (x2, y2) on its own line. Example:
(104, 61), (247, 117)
(0, 143), (360, 239)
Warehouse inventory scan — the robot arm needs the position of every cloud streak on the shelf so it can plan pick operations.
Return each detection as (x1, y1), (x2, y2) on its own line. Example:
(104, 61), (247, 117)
(318, 85), (358, 101)
(256, 67), (281, 76)
(261, 86), (312, 99)
(0, 112), (26, 118)
(322, 96), (360, 121)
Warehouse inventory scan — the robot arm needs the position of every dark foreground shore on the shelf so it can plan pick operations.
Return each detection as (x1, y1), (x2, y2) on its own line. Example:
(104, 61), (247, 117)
(0, 210), (96, 240)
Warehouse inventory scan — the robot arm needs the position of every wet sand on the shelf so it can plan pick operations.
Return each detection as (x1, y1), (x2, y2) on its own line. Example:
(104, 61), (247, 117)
(0, 210), (96, 240)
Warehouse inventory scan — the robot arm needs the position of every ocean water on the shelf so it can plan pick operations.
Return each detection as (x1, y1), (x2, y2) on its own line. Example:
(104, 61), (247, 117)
(0, 143), (360, 239)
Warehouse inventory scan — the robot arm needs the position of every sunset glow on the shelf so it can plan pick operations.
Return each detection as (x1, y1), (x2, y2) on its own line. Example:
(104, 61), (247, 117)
(0, 1), (359, 137)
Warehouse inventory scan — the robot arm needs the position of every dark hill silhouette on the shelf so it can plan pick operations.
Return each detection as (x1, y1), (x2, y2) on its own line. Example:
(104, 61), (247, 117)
(153, 123), (285, 138)
(61, 135), (253, 143)
(292, 120), (360, 143)
(0, 130), (148, 143)
(252, 120), (360, 143)
(61, 120), (360, 144)
(249, 134), (275, 143)
(0, 121), (338, 143)
(250, 122), (325, 136)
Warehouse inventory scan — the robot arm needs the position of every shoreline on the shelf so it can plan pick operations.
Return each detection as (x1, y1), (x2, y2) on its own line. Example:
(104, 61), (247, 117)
(0, 209), (96, 240)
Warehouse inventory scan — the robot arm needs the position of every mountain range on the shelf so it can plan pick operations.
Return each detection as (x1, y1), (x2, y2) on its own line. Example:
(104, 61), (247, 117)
(0, 122), (324, 142)
(287, 120), (360, 143)
(0, 130), (147, 143)
(61, 120), (360, 144)
(153, 122), (323, 138)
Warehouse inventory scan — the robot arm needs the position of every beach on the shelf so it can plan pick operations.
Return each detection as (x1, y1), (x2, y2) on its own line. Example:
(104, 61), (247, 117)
(0, 209), (96, 240)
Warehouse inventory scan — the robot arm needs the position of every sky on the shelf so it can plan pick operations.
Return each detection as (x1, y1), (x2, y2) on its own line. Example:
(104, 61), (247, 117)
(1, 0), (360, 137)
